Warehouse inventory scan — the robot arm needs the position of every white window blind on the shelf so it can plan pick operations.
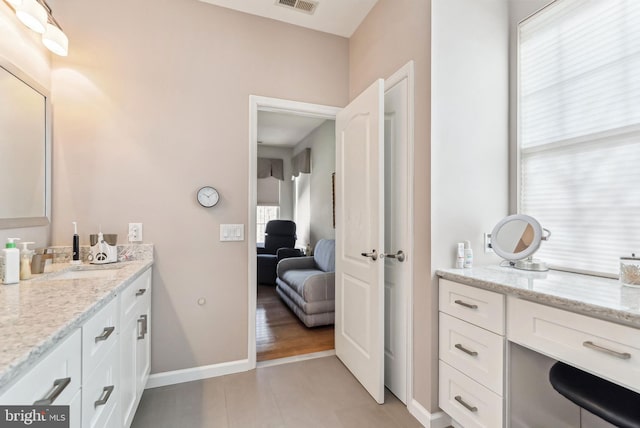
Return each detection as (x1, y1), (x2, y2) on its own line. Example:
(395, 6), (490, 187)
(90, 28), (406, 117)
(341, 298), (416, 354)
(518, 0), (640, 275)
(257, 177), (280, 206)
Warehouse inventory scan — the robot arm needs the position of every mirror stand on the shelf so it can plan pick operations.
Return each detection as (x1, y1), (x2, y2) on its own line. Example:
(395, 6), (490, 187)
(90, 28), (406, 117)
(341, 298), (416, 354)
(514, 256), (549, 272)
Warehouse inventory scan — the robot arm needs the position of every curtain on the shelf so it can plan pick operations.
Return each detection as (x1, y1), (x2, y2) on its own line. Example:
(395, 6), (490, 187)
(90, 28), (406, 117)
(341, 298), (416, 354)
(257, 158), (284, 181)
(292, 148), (311, 177)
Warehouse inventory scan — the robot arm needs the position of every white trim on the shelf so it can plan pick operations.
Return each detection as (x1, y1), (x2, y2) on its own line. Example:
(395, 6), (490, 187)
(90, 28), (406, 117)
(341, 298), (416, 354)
(384, 60), (415, 407)
(408, 399), (452, 428)
(256, 350), (336, 369)
(248, 95), (342, 371)
(145, 359), (251, 389)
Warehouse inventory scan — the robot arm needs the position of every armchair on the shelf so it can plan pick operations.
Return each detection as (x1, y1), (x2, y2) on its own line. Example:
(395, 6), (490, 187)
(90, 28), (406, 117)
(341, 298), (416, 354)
(257, 220), (301, 285)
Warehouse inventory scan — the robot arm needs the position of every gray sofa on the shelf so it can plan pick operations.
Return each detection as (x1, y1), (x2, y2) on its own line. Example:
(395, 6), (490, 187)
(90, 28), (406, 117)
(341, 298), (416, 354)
(276, 239), (335, 327)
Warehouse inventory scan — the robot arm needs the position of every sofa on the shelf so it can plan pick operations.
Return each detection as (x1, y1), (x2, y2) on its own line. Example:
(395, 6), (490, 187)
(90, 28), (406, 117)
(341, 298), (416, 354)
(276, 239), (335, 327)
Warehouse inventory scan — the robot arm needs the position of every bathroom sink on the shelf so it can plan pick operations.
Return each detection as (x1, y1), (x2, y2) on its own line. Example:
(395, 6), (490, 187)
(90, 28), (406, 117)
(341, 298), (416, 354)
(46, 265), (123, 281)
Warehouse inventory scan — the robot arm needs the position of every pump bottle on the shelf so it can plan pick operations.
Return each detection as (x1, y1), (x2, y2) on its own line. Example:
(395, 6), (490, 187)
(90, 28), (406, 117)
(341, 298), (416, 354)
(19, 242), (35, 280)
(2, 238), (20, 284)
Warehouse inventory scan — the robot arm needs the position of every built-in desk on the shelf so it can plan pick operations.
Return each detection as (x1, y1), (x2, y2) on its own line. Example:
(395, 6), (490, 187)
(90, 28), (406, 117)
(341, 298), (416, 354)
(436, 266), (640, 428)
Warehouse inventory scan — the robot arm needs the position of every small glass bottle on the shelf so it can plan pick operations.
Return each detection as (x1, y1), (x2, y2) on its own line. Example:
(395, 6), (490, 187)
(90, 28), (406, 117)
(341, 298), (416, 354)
(620, 254), (640, 288)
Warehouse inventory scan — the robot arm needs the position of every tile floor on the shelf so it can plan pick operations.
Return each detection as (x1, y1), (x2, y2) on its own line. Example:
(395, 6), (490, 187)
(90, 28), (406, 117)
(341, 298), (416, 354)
(131, 356), (422, 428)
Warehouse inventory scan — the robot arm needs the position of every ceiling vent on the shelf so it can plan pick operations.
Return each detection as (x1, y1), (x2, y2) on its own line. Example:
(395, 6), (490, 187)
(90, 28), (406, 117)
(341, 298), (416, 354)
(275, 0), (318, 15)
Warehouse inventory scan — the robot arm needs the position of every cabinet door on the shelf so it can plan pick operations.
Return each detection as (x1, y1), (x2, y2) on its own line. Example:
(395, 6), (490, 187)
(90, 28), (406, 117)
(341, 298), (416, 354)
(120, 313), (138, 428)
(82, 342), (119, 428)
(136, 291), (151, 395)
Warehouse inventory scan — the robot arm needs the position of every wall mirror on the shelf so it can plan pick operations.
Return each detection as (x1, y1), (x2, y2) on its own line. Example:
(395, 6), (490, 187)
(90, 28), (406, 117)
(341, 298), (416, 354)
(491, 214), (551, 271)
(0, 61), (51, 229)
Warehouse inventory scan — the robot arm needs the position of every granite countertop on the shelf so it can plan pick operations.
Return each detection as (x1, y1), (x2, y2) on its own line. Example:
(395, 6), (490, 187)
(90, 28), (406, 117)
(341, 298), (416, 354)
(436, 266), (640, 328)
(0, 259), (153, 392)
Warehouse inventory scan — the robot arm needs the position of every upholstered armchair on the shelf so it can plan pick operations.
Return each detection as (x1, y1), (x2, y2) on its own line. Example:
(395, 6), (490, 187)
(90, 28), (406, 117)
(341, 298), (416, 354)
(257, 220), (302, 285)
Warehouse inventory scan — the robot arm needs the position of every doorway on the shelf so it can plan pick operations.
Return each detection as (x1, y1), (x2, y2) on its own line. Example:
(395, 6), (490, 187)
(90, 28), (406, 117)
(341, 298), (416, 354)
(249, 61), (414, 404)
(254, 110), (337, 362)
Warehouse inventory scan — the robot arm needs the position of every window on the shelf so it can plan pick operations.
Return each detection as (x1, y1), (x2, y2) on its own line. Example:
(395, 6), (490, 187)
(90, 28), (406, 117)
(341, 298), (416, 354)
(256, 206), (279, 243)
(518, 0), (640, 275)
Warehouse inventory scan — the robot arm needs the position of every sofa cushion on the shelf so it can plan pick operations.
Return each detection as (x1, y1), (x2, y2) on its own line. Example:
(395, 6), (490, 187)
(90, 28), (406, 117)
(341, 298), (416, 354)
(276, 286), (334, 327)
(276, 280), (335, 315)
(280, 269), (335, 302)
(313, 239), (335, 272)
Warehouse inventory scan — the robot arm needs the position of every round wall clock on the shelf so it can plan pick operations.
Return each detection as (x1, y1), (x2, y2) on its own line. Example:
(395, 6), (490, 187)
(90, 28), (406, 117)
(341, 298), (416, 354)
(197, 186), (219, 207)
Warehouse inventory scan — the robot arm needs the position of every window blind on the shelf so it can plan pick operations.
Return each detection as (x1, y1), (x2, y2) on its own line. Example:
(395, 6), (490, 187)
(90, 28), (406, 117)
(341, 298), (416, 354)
(519, 0), (640, 275)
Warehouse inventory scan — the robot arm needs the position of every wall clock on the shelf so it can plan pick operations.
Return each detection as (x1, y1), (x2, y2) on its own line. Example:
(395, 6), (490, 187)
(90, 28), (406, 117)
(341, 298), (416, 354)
(197, 186), (219, 207)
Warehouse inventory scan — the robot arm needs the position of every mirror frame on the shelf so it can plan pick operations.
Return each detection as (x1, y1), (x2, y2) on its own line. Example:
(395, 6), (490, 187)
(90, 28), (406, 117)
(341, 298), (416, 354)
(0, 58), (52, 229)
(491, 214), (543, 261)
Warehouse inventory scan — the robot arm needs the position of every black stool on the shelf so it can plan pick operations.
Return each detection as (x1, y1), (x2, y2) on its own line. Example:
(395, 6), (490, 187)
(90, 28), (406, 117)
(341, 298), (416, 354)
(549, 361), (640, 428)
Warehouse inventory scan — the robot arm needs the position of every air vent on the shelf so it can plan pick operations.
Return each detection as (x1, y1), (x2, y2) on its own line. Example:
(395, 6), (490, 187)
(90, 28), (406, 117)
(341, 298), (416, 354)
(276, 0), (318, 15)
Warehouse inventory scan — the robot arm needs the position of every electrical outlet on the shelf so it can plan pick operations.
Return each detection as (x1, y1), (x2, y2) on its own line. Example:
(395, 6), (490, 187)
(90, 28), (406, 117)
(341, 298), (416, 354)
(128, 223), (143, 243)
(484, 233), (494, 253)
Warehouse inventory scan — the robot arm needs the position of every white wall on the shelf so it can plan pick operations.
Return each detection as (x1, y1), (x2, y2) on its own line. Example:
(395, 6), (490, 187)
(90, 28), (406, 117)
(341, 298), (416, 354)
(0, 2), (52, 249)
(256, 145), (294, 219)
(431, 0), (509, 273)
(293, 120), (336, 248)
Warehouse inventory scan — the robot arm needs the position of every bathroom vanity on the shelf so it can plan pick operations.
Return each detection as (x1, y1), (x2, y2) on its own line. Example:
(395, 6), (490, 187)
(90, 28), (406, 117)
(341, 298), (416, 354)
(0, 259), (153, 428)
(436, 266), (640, 428)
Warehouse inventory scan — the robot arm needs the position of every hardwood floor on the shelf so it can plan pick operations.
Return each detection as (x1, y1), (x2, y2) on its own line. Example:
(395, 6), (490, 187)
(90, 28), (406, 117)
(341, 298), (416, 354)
(256, 284), (334, 362)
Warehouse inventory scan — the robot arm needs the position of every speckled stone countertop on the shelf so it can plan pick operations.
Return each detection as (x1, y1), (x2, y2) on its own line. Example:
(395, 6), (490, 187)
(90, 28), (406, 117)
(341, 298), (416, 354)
(436, 266), (640, 328)
(0, 259), (153, 392)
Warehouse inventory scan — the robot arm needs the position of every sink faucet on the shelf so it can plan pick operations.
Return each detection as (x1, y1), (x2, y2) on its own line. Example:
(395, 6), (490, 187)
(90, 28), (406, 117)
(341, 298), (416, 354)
(31, 251), (53, 274)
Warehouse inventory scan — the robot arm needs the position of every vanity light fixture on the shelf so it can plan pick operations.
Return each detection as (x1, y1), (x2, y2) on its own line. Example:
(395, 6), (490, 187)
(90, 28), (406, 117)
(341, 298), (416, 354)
(6, 0), (69, 56)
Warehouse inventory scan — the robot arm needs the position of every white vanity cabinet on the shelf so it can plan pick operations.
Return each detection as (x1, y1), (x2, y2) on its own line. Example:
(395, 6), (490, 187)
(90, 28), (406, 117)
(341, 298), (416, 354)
(438, 279), (506, 428)
(0, 329), (82, 428)
(120, 268), (152, 428)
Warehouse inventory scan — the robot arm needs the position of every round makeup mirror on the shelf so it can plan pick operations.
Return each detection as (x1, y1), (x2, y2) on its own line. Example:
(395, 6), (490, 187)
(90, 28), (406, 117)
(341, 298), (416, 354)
(491, 214), (551, 271)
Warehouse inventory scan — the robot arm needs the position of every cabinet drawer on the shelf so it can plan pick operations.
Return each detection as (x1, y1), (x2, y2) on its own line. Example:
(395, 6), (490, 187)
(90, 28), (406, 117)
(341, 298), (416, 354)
(439, 361), (503, 428)
(83, 297), (119, 378)
(121, 269), (151, 320)
(507, 296), (640, 394)
(439, 312), (504, 395)
(0, 329), (81, 406)
(439, 279), (505, 334)
(82, 342), (119, 428)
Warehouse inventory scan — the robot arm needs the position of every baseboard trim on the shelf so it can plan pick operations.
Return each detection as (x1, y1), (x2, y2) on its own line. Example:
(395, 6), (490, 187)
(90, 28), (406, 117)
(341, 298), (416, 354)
(408, 399), (452, 428)
(145, 358), (251, 389)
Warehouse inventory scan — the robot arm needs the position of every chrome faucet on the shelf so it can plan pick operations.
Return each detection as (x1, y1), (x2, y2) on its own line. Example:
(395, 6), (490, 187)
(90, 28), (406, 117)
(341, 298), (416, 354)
(31, 250), (53, 274)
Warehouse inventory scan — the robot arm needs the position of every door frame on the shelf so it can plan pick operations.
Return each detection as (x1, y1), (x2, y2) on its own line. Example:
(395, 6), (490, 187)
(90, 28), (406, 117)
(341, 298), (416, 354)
(248, 60), (414, 404)
(248, 96), (341, 369)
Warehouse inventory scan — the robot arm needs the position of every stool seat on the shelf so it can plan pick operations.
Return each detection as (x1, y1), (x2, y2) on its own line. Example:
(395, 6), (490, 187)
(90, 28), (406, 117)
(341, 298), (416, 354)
(549, 362), (640, 428)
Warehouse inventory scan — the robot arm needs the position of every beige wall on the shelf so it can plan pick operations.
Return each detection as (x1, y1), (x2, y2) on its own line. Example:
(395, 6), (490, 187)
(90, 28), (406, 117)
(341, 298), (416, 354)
(293, 120), (336, 248)
(0, 2), (51, 249)
(349, 0), (433, 411)
(48, 0), (348, 373)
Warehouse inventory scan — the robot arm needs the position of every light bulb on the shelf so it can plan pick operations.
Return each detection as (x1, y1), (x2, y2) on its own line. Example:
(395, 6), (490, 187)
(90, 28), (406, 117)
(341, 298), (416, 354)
(15, 0), (47, 34)
(42, 23), (68, 56)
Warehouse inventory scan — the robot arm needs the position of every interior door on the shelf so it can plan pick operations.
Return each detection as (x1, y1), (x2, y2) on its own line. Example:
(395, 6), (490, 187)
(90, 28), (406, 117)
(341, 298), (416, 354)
(335, 79), (385, 404)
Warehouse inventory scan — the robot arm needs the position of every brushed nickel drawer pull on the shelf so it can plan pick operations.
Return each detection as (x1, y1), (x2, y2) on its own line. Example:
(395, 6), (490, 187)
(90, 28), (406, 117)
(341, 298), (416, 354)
(34, 377), (71, 405)
(455, 395), (478, 412)
(454, 300), (478, 310)
(94, 385), (114, 408)
(95, 326), (115, 343)
(583, 341), (631, 360)
(455, 343), (478, 357)
(137, 314), (148, 340)
(135, 289), (147, 297)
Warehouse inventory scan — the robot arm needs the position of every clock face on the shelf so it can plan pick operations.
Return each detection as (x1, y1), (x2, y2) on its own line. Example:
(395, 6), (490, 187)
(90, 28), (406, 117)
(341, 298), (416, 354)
(197, 186), (219, 207)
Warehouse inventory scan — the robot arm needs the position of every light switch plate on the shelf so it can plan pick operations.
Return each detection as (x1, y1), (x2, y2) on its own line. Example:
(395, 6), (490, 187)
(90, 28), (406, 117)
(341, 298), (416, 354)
(220, 224), (244, 242)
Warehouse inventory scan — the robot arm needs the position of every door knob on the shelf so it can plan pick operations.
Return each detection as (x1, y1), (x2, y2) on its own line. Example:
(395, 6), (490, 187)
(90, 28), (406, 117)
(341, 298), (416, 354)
(381, 250), (405, 262)
(360, 250), (378, 261)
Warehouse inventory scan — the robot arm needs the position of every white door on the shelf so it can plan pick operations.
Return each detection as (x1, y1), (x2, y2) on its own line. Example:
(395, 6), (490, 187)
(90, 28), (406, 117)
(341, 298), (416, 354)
(383, 76), (409, 404)
(335, 79), (385, 404)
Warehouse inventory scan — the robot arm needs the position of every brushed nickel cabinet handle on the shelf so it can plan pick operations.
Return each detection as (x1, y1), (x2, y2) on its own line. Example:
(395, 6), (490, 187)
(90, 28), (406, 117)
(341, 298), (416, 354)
(94, 385), (114, 407)
(455, 395), (478, 412)
(34, 377), (71, 405)
(135, 289), (147, 297)
(583, 341), (631, 360)
(455, 343), (478, 357)
(95, 326), (115, 343)
(454, 300), (478, 310)
(137, 314), (148, 340)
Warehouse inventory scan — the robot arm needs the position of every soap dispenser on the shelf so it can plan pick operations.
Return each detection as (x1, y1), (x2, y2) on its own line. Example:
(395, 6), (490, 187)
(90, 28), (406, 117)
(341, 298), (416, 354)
(19, 242), (35, 280)
(2, 238), (20, 284)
